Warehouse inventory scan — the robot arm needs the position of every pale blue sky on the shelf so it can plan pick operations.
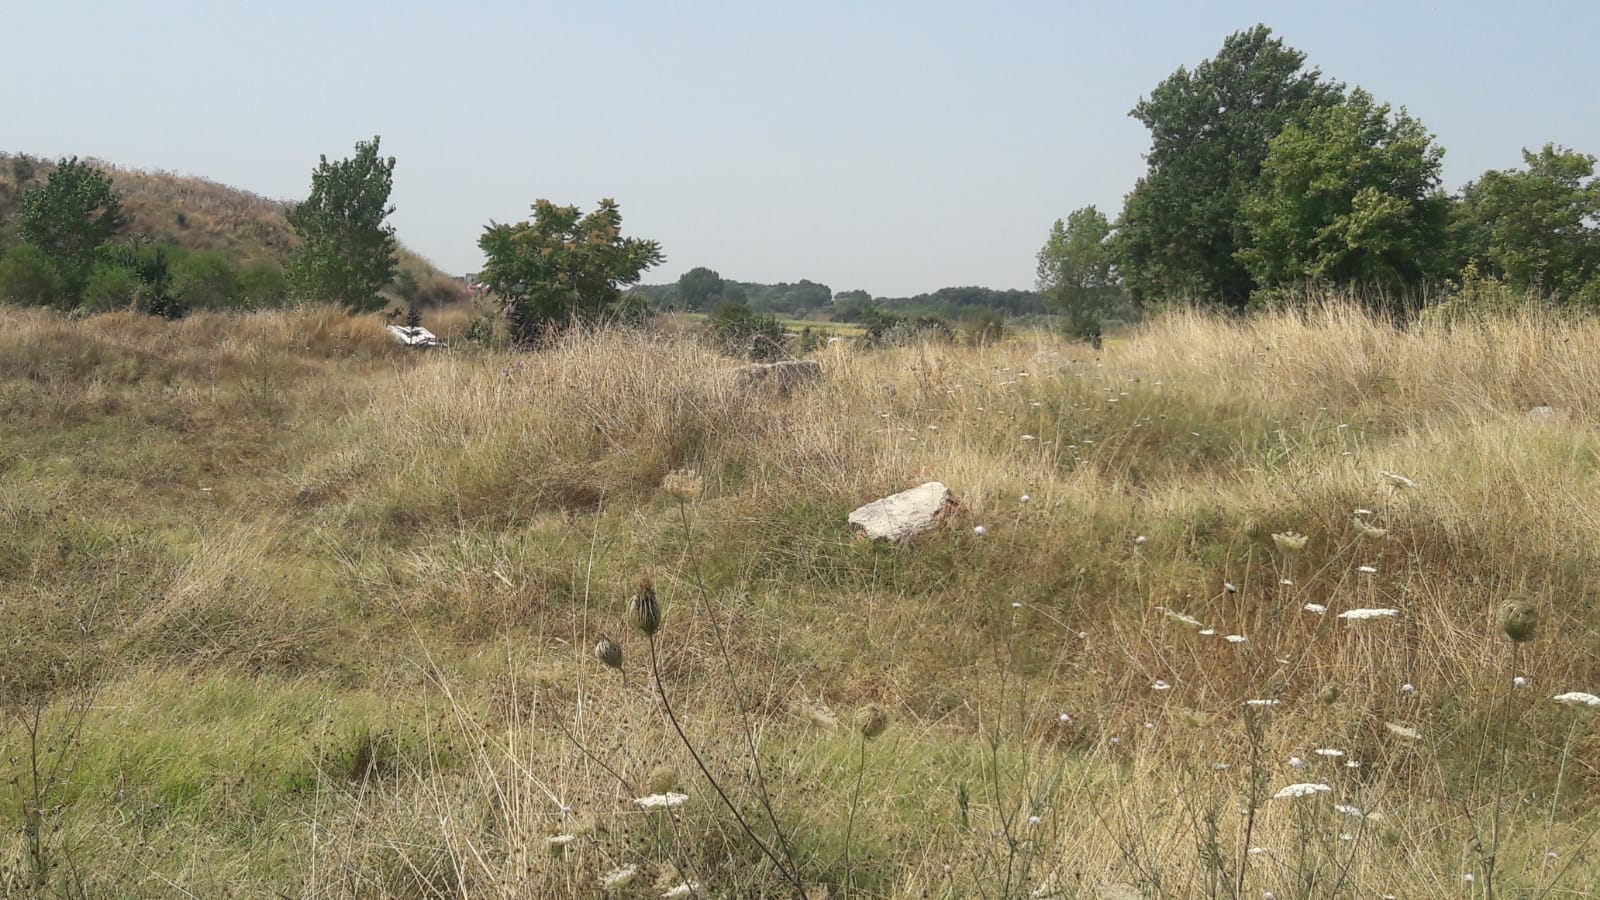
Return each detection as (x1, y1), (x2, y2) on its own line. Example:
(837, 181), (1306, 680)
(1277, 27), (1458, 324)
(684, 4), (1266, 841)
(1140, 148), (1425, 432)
(7, 2), (1597, 295)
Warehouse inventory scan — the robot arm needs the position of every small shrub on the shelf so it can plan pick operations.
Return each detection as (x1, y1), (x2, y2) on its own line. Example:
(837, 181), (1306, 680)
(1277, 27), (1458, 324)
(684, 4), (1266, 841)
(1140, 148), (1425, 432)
(80, 261), (141, 312)
(709, 302), (788, 360)
(0, 243), (65, 307)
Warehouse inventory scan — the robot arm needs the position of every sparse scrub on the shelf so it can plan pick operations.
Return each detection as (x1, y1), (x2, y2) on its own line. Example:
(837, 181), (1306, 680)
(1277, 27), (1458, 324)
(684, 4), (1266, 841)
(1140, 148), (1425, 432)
(5, 299), (1600, 895)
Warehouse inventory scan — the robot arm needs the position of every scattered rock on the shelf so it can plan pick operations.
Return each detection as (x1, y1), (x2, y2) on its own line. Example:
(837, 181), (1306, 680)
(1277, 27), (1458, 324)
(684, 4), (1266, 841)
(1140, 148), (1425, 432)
(847, 482), (958, 541)
(732, 359), (822, 396)
(387, 324), (441, 348)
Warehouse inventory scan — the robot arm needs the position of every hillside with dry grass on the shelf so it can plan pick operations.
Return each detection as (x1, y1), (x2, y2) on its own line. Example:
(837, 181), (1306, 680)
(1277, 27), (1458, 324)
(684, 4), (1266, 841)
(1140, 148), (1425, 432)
(4, 301), (1600, 897)
(0, 151), (465, 303)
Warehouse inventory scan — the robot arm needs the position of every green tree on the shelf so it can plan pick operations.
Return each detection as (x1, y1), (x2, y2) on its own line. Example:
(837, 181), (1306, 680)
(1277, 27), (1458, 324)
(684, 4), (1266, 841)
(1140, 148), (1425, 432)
(1238, 89), (1451, 306)
(19, 157), (129, 292)
(1037, 206), (1117, 318)
(1115, 25), (1343, 308)
(676, 266), (724, 309)
(1455, 144), (1600, 299)
(286, 136), (398, 311)
(478, 198), (665, 345)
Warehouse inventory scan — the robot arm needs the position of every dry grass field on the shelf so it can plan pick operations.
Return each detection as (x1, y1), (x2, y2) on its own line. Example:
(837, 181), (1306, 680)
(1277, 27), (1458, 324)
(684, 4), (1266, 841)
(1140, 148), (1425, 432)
(4, 301), (1600, 897)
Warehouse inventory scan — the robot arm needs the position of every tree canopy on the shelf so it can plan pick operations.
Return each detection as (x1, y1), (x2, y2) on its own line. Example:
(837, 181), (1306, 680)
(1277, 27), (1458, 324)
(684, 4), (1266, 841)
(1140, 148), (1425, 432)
(479, 198), (664, 345)
(18, 157), (129, 289)
(1456, 144), (1600, 301)
(1037, 205), (1117, 318)
(1115, 25), (1343, 308)
(286, 136), (398, 311)
(1238, 89), (1451, 305)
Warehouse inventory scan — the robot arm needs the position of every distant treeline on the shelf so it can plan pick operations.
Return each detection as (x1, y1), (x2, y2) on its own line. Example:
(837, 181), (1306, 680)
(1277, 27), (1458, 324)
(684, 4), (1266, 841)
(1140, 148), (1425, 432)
(631, 268), (1073, 324)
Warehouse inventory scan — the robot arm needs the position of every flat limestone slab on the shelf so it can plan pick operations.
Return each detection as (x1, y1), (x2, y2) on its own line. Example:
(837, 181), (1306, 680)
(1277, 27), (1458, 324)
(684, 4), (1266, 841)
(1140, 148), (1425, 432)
(848, 481), (956, 541)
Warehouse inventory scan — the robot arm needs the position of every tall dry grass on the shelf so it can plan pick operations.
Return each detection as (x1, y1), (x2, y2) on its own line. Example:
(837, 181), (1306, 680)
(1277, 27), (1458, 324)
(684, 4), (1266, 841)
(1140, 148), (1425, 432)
(5, 301), (1600, 896)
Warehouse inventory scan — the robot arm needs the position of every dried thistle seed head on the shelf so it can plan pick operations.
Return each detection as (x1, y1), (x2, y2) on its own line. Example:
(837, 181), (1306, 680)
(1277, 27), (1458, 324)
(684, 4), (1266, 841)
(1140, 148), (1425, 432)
(1242, 517), (1264, 539)
(627, 577), (662, 636)
(1318, 684), (1342, 705)
(593, 636), (623, 671)
(1499, 601), (1538, 644)
(661, 468), (704, 501)
(854, 703), (890, 739)
(1271, 531), (1309, 552)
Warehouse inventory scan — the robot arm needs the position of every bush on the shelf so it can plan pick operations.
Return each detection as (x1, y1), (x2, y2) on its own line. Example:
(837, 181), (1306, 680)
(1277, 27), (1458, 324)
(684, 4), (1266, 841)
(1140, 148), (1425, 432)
(171, 250), (242, 310)
(80, 261), (142, 312)
(0, 243), (66, 307)
(861, 312), (953, 348)
(1419, 261), (1533, 326)
(238, 264), (290, 309)
(963, 309), (1007, 346)
(708, 302), (788, 360)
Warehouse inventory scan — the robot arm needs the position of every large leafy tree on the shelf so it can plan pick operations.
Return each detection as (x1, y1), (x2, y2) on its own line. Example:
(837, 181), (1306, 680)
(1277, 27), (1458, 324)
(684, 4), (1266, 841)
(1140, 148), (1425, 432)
(286, 136), (398, 311)
(19, 157), (129, 289)
(1115, 25), (1343, 308)
(675, 266), (724, 309)
(1238, 89), (1451, 305)
(478, 198), (664, 345)
(1455, 144), (1600, 300)
(1036, 205), (1117, 318)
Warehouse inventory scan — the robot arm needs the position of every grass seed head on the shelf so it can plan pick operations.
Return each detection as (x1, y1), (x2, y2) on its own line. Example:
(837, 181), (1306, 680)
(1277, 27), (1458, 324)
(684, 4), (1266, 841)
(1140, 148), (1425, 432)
(854, 703), (890, 739)
(593, 635), (623, 670)
(628, 577), (663, 637)
(662, 468), (704, 501)
(1499, 601), (1538, 644)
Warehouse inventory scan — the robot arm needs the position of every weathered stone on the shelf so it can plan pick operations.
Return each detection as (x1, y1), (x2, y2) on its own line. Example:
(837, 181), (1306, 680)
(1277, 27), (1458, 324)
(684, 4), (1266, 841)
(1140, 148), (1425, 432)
(732, 359), (822, 396)
(847, 482), (957, 541)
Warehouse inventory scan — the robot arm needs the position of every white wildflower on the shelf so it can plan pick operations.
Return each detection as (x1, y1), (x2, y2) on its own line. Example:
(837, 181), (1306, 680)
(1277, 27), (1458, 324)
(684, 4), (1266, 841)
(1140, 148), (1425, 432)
(1385, 722), (1421, 740)
(1244, 699), (1281, 707)
(1303, 603), (1328, 615)
(1199, 628), (1217, 635)
(1513, 676), (1528, 688)
(1355, 508), (1375, 516)
(1134, 534), (1148, 544)
(1333, 804), (1367, 818)
(1400, 683), (1416, 694)
(1314, 748), (1345, 758)
(1356, 565), (1378, 574)
(1155, 607), (1203, 628)
(1381, 471), (1419, 489)
(1338, 608), (1399, 620)
(1288, 756), (1305, 769)
(1151, 679), (1172, 691)
(1224, 581), (1238, 593)
(1273, 782), (1332, 800)
(547, 834), (577, 847)
(661, 883), (700, 899)
(634, 792), (689, 810)
(1553, 692), (1600, 708)
(1225, 634), (1248, 644)
(601, 865), (640, 889)
(973, 525), (988, 536)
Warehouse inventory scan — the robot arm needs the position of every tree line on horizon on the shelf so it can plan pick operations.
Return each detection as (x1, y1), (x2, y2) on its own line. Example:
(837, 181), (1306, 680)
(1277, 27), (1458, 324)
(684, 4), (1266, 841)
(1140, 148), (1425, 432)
(2, 23), (1594, 339)
(1037, 25), (1600, 331)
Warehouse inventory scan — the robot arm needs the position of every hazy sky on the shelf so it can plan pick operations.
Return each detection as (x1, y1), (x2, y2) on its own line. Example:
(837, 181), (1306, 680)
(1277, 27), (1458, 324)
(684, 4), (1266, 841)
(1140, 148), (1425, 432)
(8, 2), (1598, 296)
